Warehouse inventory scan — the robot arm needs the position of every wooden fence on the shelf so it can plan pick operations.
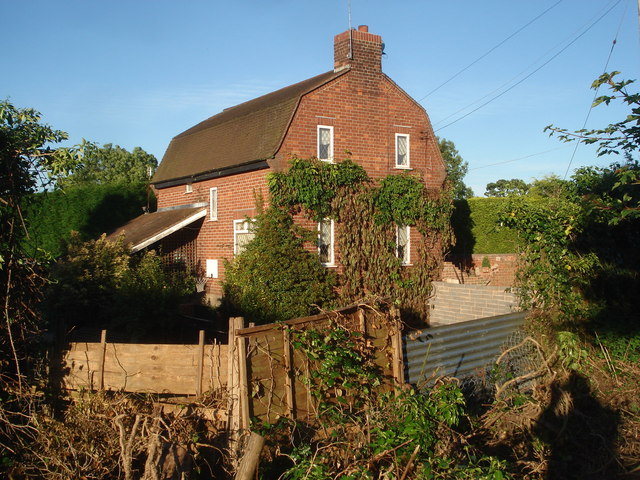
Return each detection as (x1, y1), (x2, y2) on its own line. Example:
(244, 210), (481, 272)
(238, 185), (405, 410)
(60, 304), (404, 431)
(228, 304), (404, 429)
(62, 330), (228, 396)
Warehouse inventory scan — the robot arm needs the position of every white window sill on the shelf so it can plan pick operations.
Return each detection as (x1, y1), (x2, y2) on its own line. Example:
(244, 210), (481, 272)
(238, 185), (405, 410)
(394, 165), (412, 170)
(322, 263), (337, 268)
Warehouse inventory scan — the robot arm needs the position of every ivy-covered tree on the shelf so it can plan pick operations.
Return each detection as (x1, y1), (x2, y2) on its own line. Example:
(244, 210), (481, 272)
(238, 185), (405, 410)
(57, 143), (157, 187)
(268, 158), (453, 321)
(438, 137), (474, 199)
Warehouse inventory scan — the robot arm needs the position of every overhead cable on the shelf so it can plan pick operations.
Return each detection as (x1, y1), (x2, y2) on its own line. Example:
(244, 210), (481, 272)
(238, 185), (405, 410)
(418, 0), (564, 102)
(563, 0), (630, 179)
(434, 0), (623, 133)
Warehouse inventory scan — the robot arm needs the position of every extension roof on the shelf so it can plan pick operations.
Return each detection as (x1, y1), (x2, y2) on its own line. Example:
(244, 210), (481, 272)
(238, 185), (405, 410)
(106, 207), (207, 252)
(152, 69), (347, 185)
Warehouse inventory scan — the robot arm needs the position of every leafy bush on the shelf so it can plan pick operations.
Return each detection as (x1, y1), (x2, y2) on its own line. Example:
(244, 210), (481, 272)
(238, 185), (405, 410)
(44, 233), (194, 340)
(24, 182), (154, 258)
(222, 205), (336, 325)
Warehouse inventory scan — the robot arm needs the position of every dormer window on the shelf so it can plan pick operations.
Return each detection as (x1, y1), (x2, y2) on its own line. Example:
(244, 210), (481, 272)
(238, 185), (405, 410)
(317, 125), (334, 162)
(395, 134), (410, 168)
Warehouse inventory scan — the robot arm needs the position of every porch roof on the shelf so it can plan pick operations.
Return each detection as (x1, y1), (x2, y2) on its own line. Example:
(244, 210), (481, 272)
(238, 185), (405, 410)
(106, 207), (207, 252)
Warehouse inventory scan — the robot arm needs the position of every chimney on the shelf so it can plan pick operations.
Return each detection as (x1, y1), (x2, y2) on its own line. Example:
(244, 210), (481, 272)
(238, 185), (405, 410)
(334, 25), (383, 73)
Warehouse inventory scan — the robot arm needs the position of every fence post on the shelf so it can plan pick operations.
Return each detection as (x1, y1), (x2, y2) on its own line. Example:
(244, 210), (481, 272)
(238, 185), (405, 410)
(97, 329), (107, 391)
(390, 308), (405, 387)
(196, 330), (205, 398)
(282, 327), (294, 419)
(227, 317), (244, 433)
(237, 334), (249, 430)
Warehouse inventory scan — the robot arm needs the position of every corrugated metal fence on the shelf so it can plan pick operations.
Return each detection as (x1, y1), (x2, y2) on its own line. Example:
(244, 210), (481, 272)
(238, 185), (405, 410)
(404, 311), (527, 387)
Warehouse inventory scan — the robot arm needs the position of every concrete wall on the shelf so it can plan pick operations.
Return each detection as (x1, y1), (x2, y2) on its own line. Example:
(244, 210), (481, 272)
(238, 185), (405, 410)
(429, 281), (518, 326)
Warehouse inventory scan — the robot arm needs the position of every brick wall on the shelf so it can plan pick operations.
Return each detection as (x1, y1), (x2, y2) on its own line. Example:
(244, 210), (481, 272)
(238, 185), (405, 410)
(429, 281), (519, 326)
(275, 56), (445, 189)
(442, 253), (518, 287)
(155, 169), (270, 302)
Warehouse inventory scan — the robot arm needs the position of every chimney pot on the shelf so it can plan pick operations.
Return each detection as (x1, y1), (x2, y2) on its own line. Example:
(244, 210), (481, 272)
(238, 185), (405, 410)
(358, 25), (368, 32)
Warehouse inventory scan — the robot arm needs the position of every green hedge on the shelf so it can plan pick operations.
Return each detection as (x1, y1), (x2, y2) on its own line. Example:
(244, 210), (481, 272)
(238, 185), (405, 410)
(451, 198), (519, 254)
(24, 182), (155, 258)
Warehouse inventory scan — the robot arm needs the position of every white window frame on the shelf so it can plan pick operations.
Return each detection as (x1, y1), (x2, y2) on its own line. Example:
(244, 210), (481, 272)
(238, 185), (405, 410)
(317, 125), (334, 162)
(209, 187), (218, 221)
(396, 224), (410, 265)
(234, 219), (255, 256)
(185, 183), (193, 193)
(317, 219), (335, 266)
(395, 133), (410, 169)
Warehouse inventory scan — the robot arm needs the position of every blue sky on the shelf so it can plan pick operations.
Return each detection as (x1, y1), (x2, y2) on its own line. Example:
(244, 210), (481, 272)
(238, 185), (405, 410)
(2, 0), (639, 195)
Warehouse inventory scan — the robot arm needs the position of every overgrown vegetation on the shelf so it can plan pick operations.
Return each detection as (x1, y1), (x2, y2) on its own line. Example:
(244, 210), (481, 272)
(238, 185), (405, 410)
(259, 321), (511, 479)
(44, 233), (195, 341)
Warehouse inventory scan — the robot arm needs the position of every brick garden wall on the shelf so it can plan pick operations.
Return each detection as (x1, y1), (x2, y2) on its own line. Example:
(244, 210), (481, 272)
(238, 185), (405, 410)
(441, 253), (518, 287)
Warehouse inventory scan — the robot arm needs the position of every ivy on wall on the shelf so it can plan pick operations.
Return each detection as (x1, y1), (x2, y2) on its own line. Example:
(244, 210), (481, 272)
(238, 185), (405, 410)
(268, 158), (452, 320)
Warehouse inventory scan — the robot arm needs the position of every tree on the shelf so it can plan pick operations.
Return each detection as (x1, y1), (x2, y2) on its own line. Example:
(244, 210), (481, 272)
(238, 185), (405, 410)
(484, 178), (529, 197)
(57, 143), (157, 187)
(0, 100), (82, 381)
(222, 203), (336, 325)
(528, 174), (573, 199)
(546, 72), (639, 223)
(546, 72), (639, 157)
(438, 137), (474, 199)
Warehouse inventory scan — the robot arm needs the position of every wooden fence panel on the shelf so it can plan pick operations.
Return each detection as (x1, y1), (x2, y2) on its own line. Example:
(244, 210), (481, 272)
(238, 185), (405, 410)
(236, 304), (402, 426)
(62, 336), (228, 395)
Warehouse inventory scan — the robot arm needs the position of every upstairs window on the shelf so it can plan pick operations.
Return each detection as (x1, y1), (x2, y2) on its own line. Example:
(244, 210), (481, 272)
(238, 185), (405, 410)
(395, 133), (410, 168)
(209, 187), (218, 221)
(185, 183), (193, 193)
(234, 219), (255, 255)
(318, 219), (334, 266)
(317, 125), (334, 162)
(396, 225), (410, 265)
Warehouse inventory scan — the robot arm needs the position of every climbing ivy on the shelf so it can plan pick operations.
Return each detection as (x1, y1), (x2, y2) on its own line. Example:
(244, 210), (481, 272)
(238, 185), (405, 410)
(268, 157), (369, 220)
(268, 158), (453, 320)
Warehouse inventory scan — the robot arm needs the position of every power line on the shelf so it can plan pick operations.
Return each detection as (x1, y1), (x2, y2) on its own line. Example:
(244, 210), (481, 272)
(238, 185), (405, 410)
(563, 0), (630, 179)
(418, 0), (564, 102)
(469, 146), (569, 171)
(434, 0), (622, 133)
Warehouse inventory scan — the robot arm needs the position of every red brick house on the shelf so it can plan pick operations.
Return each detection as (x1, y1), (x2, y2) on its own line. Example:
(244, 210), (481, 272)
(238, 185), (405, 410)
(110, 26), (446, 303)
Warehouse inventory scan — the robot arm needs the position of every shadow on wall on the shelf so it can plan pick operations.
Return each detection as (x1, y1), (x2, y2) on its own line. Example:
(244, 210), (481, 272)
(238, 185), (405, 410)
(449, 199), (475, 273)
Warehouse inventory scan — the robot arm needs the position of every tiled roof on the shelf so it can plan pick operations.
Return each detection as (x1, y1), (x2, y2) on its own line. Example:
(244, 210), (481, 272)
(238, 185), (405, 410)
(152, 70), (346, 184)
